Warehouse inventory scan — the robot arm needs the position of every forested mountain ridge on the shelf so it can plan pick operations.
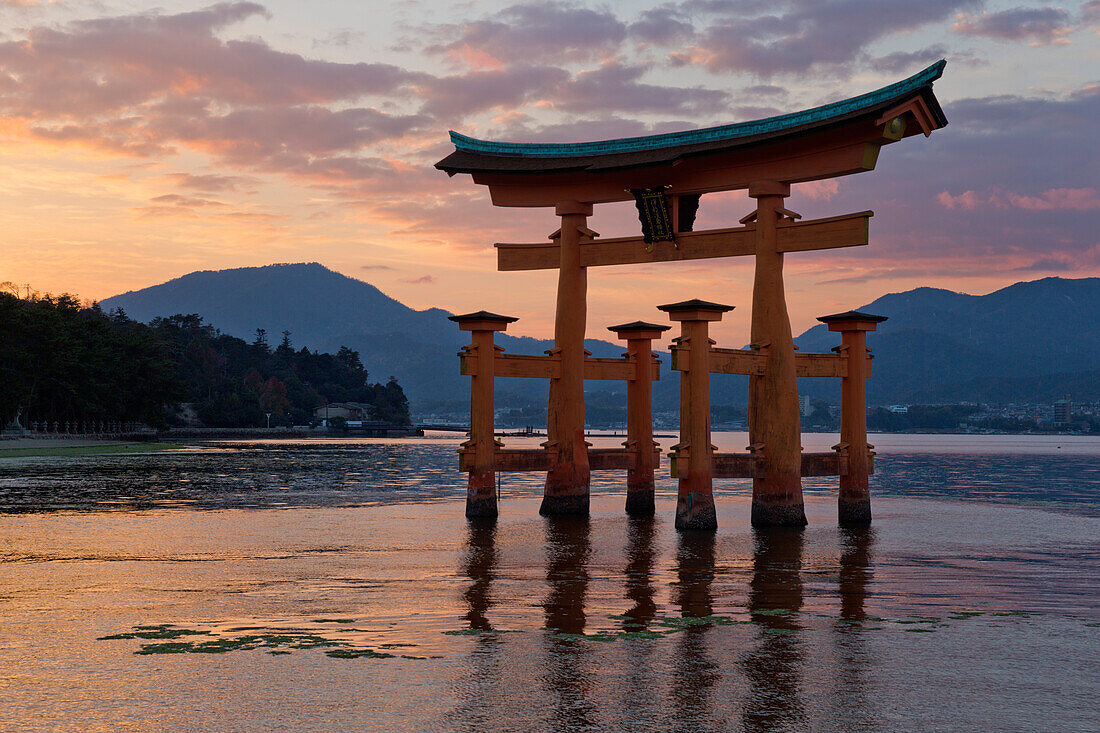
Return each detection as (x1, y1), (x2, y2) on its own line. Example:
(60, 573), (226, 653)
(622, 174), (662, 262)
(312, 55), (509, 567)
(101, 264), (1100, 408)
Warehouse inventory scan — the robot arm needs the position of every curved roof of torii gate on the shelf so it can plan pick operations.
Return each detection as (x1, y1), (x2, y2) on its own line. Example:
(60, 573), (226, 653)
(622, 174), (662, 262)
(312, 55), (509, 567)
(435, 60), (948, 207)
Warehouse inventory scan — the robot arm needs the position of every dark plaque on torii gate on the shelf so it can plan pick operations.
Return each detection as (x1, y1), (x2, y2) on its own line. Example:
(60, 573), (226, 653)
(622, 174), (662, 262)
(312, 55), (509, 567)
(438, 61), (948, 529)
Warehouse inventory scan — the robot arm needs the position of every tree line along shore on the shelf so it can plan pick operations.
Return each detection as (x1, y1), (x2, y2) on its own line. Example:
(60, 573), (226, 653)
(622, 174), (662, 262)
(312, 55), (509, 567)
(0, 292), (411, 433)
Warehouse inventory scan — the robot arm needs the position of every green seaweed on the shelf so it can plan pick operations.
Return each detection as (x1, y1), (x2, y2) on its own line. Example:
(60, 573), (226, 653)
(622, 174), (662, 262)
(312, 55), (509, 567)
(103, 623), (419, 660)
(99, 625), (212, 641)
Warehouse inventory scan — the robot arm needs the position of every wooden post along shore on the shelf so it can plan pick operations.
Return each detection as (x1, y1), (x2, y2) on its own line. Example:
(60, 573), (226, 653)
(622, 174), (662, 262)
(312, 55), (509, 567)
(438, 60), (948, 528)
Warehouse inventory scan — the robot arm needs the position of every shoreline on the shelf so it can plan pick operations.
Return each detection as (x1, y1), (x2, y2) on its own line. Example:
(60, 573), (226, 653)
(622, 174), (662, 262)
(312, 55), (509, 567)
(0, 438), (187, 458)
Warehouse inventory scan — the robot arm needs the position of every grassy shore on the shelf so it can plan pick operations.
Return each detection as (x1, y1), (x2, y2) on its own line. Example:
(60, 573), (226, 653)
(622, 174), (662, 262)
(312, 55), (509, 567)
(0, 441), (187, 458)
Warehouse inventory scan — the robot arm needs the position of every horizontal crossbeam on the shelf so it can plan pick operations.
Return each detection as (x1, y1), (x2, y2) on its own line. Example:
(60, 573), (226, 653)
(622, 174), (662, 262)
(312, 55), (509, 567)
(670, 451), (874, 479)
(496, 211), (871, 271)
(460, 447), (660, 473)
(671, 347), (870, 378)
(460, 352), (660, 380)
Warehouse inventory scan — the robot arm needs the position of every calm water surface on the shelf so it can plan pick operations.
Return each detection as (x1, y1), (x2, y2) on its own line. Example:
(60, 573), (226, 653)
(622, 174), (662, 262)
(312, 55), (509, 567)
(0, 433), (1097, 732)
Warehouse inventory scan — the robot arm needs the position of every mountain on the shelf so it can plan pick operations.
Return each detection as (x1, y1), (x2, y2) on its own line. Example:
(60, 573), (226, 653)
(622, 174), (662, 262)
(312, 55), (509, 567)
(793, 277), (1100, 404)
(102, 265), (1100, 410)
(100, 263), (626, 406)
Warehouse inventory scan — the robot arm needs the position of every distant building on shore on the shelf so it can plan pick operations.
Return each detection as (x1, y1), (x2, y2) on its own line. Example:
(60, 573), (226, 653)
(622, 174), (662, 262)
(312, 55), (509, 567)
(315, 402), (373, 425)
(1052, 399), (1072, 426)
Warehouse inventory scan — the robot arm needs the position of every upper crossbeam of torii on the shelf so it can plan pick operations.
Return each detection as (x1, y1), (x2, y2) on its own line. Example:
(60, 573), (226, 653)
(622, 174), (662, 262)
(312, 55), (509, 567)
(436, 61), (948, 529)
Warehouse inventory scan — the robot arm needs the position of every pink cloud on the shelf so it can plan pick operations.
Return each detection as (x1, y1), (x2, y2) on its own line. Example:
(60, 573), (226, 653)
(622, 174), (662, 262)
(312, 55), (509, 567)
(938, 187), (1100, 211)
(0, 2), (427, 185)
(402, 274), (436, 284)
(1007, 188), (1100, 211)
(796, 179), (839, 201)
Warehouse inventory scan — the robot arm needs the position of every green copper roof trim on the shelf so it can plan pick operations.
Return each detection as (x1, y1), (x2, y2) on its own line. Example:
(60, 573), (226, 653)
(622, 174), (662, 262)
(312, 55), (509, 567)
(450, 60), (945, 159)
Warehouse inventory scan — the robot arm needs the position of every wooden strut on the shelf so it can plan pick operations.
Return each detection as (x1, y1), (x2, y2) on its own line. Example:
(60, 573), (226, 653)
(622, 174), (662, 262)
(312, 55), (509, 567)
(496, 211), (872, 271)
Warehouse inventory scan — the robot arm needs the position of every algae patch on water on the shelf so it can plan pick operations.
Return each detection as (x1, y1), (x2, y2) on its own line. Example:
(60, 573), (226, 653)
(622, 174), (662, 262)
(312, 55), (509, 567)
(100, 623), (427, 660)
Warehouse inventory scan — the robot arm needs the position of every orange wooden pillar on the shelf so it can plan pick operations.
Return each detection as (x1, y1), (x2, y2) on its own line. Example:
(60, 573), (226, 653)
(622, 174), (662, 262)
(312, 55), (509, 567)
(450, 311), (517, 518)
(659, 300), (734, 531)
(610, 321), (670, 515)
(542, 201), (595, 516)
(819, 311), (886, 525)
(747, 181), (807, 528)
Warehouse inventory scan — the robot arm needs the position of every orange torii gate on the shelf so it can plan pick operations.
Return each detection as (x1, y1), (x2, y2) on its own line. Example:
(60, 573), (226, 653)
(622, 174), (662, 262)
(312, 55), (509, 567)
(437, 61), (948, 529)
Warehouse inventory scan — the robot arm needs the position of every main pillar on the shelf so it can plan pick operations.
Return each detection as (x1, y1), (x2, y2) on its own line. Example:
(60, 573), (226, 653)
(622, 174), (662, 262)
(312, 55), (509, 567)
(542, 201), (594, 515)
(660, 300), (734, 531)
(747, 181), (807, 527)
(610, 321), (671, 515)
(819, 311), (887, 525)
(450, 311), (517, 518)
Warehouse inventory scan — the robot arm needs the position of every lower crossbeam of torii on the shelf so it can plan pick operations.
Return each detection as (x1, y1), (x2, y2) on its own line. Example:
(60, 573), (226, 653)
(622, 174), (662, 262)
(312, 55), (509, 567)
(437, 60), (949, 530)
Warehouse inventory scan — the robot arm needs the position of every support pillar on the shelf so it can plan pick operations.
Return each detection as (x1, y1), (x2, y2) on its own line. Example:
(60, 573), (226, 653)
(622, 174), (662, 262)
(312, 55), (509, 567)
(543, 201), (595, 515)
(659, 300), (735, 531)
(747, 181), (806, 528)
(450, 311), (518, 518)
(610, 321), (671, 515)
(818, 311), (887, 525)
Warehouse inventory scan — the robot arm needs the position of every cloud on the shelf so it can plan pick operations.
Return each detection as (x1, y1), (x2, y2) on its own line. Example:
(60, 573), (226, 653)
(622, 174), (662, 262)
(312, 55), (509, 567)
(402, 274), (436, 284)
(628, 6), (695, 45)
(953, 7), (1073, 45)
(361, 264), (394, 271)
(801, 84), (1100, 275)
(1012, 257), (1075, 272)
(550, 61), (728, 114)
(938, 187), (1100, 211)
(426, 2), (628, 67)
(0, 2), (427, 185)
(160, 172), (254, 192)
(416, 65), (569, 119)
(870, 45), (950, 73)
(671, 0), (977, 77)
(742, 84), (787, 97)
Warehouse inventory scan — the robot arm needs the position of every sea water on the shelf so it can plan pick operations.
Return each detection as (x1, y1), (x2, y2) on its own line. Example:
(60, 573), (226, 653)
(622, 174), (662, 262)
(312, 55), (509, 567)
(0, 433), (1096, 732)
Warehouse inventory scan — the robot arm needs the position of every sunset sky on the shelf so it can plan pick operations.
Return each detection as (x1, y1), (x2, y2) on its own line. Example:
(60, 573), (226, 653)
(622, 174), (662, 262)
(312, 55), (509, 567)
(1, 0), (1097, 344)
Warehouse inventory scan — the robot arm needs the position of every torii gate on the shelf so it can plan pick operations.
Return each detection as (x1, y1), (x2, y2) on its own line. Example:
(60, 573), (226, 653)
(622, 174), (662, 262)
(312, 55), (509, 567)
(437, 61), (948, 528)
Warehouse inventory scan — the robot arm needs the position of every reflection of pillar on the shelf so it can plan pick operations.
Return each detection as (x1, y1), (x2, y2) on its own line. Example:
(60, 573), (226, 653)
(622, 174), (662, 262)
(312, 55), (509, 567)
(462, 518), (499, 630)
(620, 516), (661, 726)
(830, 526), (877, 730)
(610, 321), (670, 515)
(623, 516), (658, 631)
(659, 299), (734, 531)
(838, 526), (874, 622)
(747, 181), (806, 528)
(818, 311), (886, 525)
(543, 201), (594, 516)
(742, 528), (807, 732)
(450, 311), (518, 518)
(541, 516), (596, 729)
(543, 516), (592, 634)
(669, 532), (719, 733)
(451, 518), (502, 732)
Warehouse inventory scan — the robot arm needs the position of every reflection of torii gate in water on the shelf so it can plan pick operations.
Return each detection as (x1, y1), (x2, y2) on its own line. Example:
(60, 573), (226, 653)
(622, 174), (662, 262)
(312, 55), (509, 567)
(437, 61), (948, 530)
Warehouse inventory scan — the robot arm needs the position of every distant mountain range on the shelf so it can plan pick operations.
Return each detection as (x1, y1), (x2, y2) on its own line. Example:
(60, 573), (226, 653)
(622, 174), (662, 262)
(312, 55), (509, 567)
(101, 263), (1100, 410)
